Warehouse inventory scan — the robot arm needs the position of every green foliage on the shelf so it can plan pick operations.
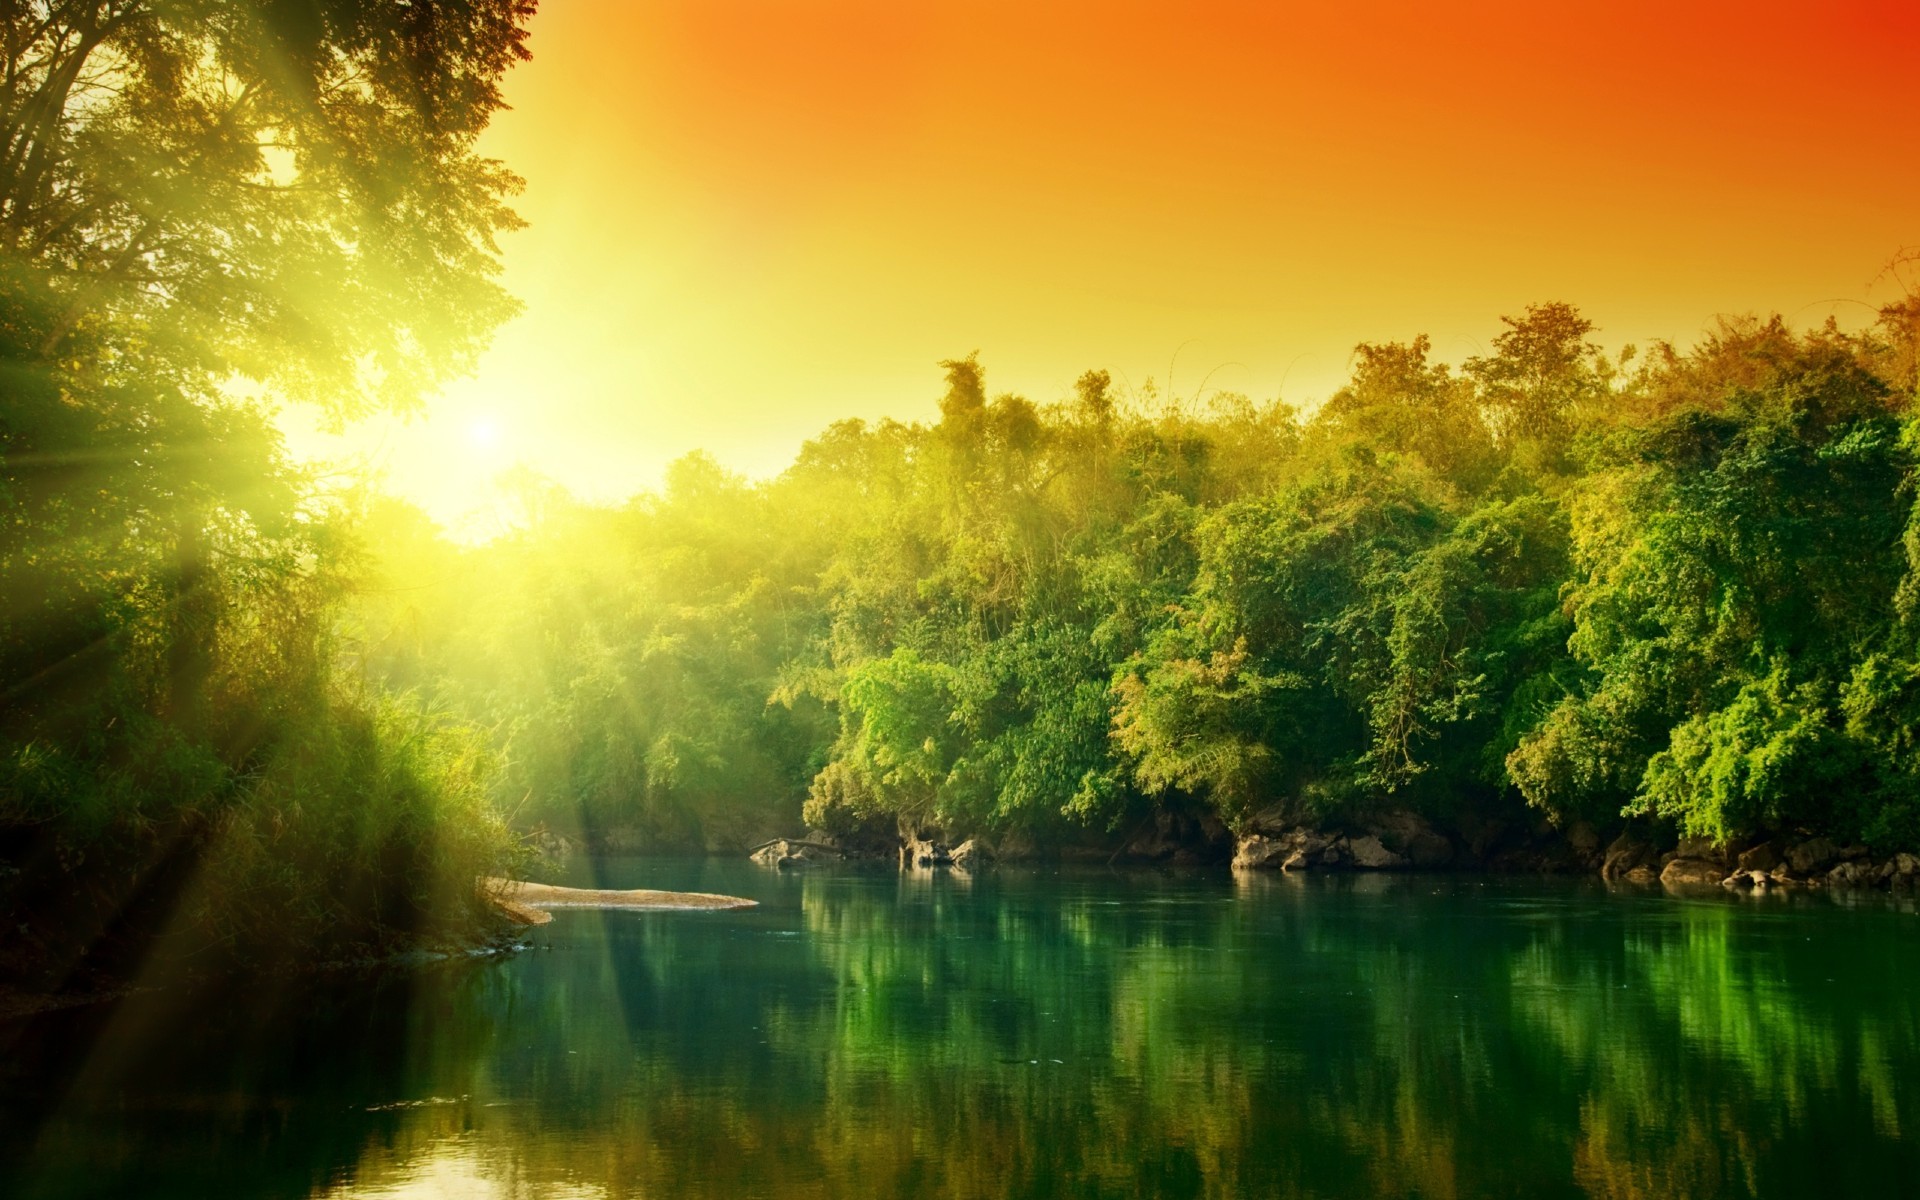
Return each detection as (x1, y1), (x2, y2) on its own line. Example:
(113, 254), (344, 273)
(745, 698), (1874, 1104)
(0, 1), (536, 981)
(339, 293), (1920, 859)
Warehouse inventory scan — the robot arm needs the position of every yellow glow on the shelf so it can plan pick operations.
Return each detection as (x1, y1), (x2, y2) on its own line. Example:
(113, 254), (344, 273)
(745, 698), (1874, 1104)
(281, 0), (1920, 530)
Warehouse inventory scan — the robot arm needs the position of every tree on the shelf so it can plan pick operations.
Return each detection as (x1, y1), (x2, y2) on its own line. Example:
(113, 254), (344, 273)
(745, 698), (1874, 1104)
(1, 0), (535, 722)
(1466, 302), (1606, 449)
(0, 1), (538, 977)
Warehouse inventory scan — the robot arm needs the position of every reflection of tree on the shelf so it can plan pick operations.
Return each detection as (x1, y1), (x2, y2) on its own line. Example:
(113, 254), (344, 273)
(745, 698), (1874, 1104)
(12, 874), (1915, 1198)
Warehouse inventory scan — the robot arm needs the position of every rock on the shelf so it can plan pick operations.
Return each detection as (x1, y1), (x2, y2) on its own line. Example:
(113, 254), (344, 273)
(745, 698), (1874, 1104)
(1827, 861), (1875, 887)
(949, 839), (989, 870)
(1895, 853), (1920, 877)
(1766, 866), (1799, 886)
(1601, 831), (1658, 880)
(1566, 821), (1601, 857)
(1623, 865), (1657, 883)
(1233, 827), (1343, 871)
(1236, 833), (1282, 871)
(900, 835), (952, 868)
(1244, 803), (1303, 837)
(1120, 812), (1184, 862)
(1118, 810), (1231, 863)
(1735, 842), (1780, 873)
(1720, 871), (1752, 889)
(1405, 831), (1455, 867)
(1786, 837), (1838, 876)
(1660, 857), (1726, 887)
(1676, 836), (1729, 867)
(750, 839), (816, 869)
(1464, 818), (1510, 863)
(1348, 835), (1407, 870)
(1363, 809), (1455, 868)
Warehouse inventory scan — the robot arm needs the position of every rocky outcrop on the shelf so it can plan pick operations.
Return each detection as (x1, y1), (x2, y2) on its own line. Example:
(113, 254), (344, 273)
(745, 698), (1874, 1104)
(1566, 821), (1601, 860)
(749, 838), (838, 869)
(1735, 841), (1780, 872)
(1231, 826), (1421, 871)
(1364, 809), (1455, 867)
(1346, 834), (1406, 870)
(1116, 810), (1233, 864)
(901, 834), (953, 868)
(1601, 830), (1659, 880)
(949, 839), (989, 870)
(1675, 836), (1733, 870)
(1785, 837), (1839, 876)
(1660, 857), (1726, 887)
(1827, 860), (1875, 887)
(1232, 828), (1344, 871)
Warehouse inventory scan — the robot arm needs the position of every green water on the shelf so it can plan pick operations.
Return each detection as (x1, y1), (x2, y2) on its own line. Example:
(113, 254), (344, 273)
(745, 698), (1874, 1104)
(3, 861), (1918, 1198)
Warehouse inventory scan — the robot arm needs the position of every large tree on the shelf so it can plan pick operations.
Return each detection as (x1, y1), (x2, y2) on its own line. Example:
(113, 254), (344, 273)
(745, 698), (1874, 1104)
(0, 0), (535, 719)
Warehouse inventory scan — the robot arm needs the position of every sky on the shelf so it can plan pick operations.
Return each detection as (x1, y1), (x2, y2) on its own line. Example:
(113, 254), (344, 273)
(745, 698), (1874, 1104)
(281, 0), (1920, 534)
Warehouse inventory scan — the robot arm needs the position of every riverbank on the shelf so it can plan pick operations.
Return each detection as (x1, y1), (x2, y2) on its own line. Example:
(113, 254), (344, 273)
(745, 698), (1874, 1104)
(740, 803), (1920, 895)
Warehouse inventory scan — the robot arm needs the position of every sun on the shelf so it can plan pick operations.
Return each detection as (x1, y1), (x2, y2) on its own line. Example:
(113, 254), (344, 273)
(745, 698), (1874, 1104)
(468, 418), (502, 450)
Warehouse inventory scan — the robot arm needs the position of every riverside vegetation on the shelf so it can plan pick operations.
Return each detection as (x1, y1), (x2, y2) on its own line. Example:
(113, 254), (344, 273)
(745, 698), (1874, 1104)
(6, 3), (1920, 1000)
(354, 292), (1920, 894)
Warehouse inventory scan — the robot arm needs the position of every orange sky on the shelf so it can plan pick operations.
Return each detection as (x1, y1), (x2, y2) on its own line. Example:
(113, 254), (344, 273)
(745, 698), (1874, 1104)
(286, 0), (1920, 532)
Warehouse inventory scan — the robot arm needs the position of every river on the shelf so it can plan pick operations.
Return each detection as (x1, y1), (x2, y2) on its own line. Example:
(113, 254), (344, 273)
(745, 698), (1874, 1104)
(3, 859), (1917, 1198)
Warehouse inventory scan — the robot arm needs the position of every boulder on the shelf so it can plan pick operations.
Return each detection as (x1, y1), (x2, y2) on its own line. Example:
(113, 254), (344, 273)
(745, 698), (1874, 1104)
(949, 839), (989, 870)
(1895, 853), (1920, 877)
(1623, 865), (1658, 883)
(1463, 818), (1511, 863)
(1119, 810), (1231, 863)
(1364, 809), (1455, 868)
(1786, 837), (1838, 876)
(750, 839), (816, 869)
(1827, 861), (1875, 888)
(1660, 857), (1725, 887)
(1601, 830), (1658, 880)
(1232, 835), (1290, 871)
(1348, 834), (1407, 870)
(1244, 803), (1303, 837)
(901, 835), (952, 868)
(1405, 831), (1455, 868)
(1675, 836), (1730, 868)
(1234, 827), (1340, 872)
(1566, 821), (1601, 858)
(1721, 871), (1753, 889)
(1735, 841), (1780, 873)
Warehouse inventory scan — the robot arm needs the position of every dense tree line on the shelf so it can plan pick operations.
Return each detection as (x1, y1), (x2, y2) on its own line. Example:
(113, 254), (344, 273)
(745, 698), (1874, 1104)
(355, 294), (1920, 857)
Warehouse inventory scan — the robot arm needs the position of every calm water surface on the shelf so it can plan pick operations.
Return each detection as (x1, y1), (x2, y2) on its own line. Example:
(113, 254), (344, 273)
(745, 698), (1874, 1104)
(3, 860), (1919, 1198)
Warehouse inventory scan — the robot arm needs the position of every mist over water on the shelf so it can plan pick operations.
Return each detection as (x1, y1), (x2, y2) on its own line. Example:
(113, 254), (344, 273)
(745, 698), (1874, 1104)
(4, 861), (1917, 1199)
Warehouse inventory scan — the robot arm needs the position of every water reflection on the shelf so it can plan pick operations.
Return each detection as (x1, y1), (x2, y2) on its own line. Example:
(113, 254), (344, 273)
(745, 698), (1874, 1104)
(2, 864), (1916, 1198)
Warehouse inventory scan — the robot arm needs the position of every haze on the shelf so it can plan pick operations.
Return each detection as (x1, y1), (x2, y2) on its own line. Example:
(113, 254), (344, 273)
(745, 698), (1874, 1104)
(283, 0), (1920, 532)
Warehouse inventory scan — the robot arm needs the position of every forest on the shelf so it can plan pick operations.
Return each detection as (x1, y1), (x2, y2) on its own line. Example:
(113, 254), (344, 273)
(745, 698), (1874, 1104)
(5, 0), (1920, 995)
(342, 299), (1920, 871)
